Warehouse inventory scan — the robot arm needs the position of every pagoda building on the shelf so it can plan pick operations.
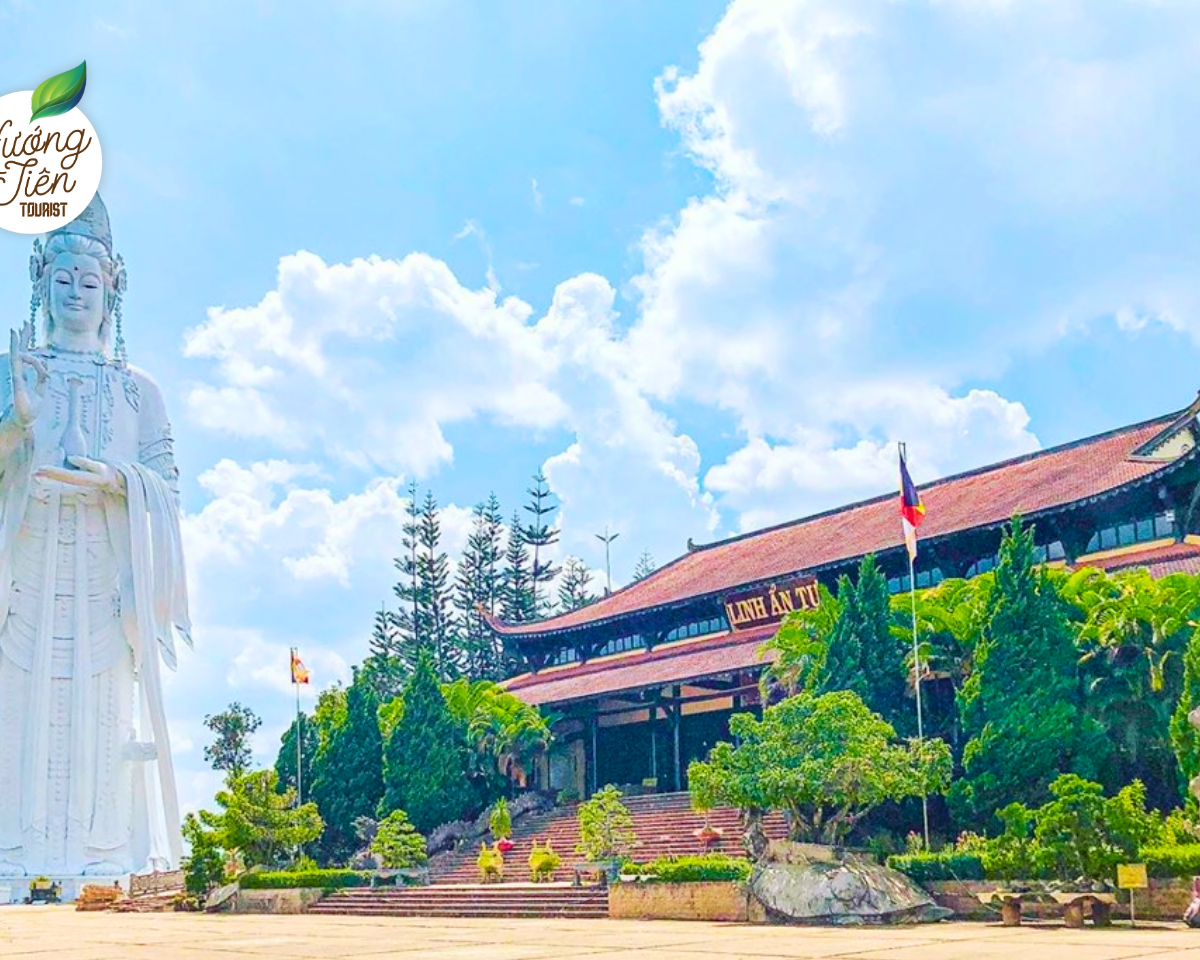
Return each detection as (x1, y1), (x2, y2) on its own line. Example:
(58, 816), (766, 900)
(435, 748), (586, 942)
(488, 397), (1200, 801)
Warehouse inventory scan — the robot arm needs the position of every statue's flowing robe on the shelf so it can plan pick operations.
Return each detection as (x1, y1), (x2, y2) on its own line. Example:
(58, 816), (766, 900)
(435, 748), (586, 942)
(0, 350), (190, 876)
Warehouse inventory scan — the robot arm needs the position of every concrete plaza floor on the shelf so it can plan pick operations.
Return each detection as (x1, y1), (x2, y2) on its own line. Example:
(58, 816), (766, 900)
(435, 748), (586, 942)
(4, 908), (1200, 960)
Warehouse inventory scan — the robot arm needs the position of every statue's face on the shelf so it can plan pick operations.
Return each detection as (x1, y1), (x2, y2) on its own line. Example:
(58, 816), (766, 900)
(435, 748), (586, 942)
(48, 252), (105, 339)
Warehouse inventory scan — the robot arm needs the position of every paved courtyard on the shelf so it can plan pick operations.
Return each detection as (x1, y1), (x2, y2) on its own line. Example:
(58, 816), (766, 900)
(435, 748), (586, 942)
(4, 909), (1200, 960)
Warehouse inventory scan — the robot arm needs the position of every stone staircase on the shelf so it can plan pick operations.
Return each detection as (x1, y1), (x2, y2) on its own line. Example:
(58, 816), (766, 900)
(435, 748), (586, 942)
(308, 883), (609, 919)
(427, 791), (789, 885)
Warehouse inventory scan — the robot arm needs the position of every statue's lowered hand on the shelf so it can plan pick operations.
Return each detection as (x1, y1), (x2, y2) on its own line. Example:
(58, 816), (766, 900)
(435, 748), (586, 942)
(37, 456), (126, 495)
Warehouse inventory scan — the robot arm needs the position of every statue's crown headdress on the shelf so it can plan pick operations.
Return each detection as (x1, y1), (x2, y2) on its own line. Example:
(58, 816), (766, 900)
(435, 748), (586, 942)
(46, 193), (113, 257)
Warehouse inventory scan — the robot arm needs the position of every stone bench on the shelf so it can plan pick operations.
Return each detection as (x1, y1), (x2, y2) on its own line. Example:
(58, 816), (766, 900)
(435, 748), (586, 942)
(977, 890), (1117, 927)
(1050, 891), (1117, 928)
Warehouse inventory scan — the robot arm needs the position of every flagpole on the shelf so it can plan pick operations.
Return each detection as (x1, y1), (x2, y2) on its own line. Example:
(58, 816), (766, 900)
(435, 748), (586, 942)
(901, 442), (931, 851)
(293, 648), (302, 809)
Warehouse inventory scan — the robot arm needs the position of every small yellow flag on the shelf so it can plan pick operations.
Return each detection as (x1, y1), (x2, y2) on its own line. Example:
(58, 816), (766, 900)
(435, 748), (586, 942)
(1116, 863), (1148, 889)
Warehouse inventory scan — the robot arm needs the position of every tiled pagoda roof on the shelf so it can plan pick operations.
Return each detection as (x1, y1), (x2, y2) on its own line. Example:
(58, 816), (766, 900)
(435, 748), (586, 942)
(503, 624), (778, 706)
(490, 407), (1198, 641)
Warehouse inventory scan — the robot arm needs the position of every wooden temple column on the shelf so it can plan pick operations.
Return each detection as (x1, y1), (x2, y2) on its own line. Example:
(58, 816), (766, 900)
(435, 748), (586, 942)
(672, 685), (682, 792)
(587, 713), (598, 797)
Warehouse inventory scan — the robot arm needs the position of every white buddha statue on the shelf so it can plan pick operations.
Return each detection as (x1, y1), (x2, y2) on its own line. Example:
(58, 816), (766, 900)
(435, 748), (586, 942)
(0, 194), (191, 879)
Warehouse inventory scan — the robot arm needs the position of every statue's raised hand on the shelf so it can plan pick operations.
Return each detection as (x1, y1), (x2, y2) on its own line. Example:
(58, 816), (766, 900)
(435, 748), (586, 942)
(8, 322), (47, 429)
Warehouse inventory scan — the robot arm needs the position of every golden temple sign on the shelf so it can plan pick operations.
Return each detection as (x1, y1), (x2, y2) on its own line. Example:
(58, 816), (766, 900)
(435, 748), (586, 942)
(723, 575), (820, 631)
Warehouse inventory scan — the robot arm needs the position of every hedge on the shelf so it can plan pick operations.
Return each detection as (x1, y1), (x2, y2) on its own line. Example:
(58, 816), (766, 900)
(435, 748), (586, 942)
(887, 852), (985, 884)
(239, 869), (371, 890)
(1140, 845), (1200, 879)
(629, 854), (752, 883)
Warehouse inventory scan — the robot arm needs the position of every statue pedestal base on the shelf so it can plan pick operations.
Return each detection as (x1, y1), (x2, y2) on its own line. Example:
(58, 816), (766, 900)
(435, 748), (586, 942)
(0, 873), (128, 905)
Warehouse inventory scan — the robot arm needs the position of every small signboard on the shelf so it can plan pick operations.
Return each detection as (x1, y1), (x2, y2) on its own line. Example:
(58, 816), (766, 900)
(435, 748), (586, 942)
(723, 575), (820, 631)
(1117, 863), (1148, 889)
(1118, 863), (1148, 928)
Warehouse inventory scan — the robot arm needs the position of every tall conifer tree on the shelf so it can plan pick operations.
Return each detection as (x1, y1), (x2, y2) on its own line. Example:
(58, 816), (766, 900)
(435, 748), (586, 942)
(416, 490), (458, 679)
(632, 551), (657, 582)
(501, 511), (536, 624)
(309, 670), (384, 864)
(523, 471), (560, 617)
(950, 518), (1101, 827)
(456, 494), (507, 680)
(558, 556), (594, 612)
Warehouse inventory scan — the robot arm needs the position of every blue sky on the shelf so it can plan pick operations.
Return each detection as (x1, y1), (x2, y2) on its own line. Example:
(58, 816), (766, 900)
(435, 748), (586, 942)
(2, 0), (1199, 815)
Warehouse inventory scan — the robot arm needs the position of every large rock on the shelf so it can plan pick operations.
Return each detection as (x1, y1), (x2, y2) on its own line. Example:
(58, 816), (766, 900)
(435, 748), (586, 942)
(749, 842), (951, 925)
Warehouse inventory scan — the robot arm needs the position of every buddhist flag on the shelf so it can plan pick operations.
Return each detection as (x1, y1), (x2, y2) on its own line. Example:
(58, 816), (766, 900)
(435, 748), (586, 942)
(899, 445), (926, 562)
(290, 648), (310, 685)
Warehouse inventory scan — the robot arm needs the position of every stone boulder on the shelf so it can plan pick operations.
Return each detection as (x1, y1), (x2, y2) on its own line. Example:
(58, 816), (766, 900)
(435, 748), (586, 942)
(749, 842), (951, 925)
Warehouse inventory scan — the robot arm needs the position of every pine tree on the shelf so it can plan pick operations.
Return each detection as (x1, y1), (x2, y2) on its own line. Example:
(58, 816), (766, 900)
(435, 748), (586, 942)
(309, 670), (385, 864)
(456, 494), (507, 681)
(380, 651), (475, 833)
(821, 574), (869, 702)
(392, 482), (426, 670)
(523, 471), (560, 618)
(853, 554), (907, 731)
(501, 510), (536, 624)
(558, 556), (594, 612)
(369, 603), (400, 660)
(950, 518), (1101, 827)
(416, 490), (459, 679)
(632, 551), (656, 582)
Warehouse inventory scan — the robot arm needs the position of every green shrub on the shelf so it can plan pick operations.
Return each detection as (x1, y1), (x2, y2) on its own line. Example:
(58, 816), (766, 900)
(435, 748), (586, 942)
(529, 840), (562, 882)
(887, 852), (985, 883)
(370, 809), (428, 868)
(239, 869), (370, 890)
(640, 854), (751, 884)
(1141, 845), (1200, 878)
(477, 842), (503, 882)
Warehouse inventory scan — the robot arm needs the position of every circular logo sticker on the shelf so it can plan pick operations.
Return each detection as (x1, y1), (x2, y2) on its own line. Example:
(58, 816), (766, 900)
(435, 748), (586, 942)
(0, 90), (103, 235)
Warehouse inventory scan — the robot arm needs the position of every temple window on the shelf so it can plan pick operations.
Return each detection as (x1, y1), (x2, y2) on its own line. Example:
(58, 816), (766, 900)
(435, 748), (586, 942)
(889, 567), (944, 593)
(548, 646), (580, 666)
(595, 633), (646, 657)
(1084, 512), (1174, 554)
(663, 615), (729, 642)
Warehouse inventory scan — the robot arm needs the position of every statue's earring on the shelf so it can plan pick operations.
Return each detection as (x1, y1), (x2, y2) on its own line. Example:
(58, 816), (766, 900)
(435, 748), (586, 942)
(112, 255), (128, 366)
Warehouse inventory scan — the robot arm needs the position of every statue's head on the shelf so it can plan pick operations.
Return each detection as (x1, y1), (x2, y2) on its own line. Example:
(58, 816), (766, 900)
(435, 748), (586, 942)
(29, 194), (127, 357)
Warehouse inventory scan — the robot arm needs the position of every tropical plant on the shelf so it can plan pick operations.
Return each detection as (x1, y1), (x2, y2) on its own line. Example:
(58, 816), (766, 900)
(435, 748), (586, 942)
(489, 798), (512, 840)
(759, 584), (840, 696)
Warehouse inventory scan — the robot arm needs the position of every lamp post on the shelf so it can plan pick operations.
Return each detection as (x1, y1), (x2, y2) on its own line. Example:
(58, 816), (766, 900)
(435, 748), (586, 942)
(595, 526), (619, 594)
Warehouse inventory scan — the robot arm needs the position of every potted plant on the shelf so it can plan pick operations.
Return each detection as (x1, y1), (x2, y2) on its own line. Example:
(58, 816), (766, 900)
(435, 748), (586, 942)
(489, 798), (514, 853)
(575, 785), (636, 883)
(690, 772), (723, 846)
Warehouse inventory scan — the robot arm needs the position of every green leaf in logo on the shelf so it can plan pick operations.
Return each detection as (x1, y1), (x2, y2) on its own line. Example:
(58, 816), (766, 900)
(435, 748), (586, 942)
(29, 61), (87, 123)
